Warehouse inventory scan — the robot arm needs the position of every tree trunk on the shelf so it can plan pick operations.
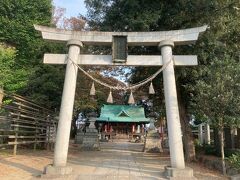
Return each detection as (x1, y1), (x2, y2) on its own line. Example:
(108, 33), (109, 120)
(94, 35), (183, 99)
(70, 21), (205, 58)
(236, 128), (240, 148)
(71, 116), (77, 138)
(224, 127), (232, 149)
(179, 102), (196, 162)
(177, 88), (196, 162)
(230, 128), (235, 149)
(214, 128), (221, 156)
(219, 127), (227, 175)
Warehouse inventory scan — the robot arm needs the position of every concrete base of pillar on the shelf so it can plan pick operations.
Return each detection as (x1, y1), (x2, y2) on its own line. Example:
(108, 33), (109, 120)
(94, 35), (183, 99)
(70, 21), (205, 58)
(41, 164), (73, 178)
(164, 166), (196, 180)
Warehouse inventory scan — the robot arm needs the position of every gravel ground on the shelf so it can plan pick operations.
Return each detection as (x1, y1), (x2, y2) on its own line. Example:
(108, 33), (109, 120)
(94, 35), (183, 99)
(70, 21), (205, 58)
(0, 141), (228, 180)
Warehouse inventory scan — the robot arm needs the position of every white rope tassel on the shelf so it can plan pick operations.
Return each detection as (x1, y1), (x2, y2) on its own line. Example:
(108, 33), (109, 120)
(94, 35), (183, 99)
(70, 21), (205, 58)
(128, 91), (135, 104)
(90, 82), (96, 95)
(107, 90), (113, 103)
(149, 82), (155, 94)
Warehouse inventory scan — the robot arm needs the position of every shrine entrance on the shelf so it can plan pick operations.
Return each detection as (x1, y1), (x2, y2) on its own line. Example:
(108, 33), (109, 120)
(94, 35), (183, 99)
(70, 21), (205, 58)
(35, 24), (207, 178)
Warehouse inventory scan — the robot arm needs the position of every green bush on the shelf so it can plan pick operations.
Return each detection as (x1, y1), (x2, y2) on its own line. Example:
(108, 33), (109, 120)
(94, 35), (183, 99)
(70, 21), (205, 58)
(227, 152), (240, 170)
(204, 145), (217, 156)
(194, 139), (201, 147)
(194, 139), (204, 153)
(224, 149), (240, 157)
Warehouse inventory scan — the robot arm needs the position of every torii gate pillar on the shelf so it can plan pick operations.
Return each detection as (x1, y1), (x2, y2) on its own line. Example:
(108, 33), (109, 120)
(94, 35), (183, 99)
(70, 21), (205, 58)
(159, 40), (185, 169)
(54, 40), (82, 167)
(44, 40), (82, 175)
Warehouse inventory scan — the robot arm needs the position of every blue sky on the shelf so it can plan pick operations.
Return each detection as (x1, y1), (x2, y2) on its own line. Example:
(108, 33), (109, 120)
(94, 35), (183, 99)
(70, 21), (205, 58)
(53, 0), (87, 17)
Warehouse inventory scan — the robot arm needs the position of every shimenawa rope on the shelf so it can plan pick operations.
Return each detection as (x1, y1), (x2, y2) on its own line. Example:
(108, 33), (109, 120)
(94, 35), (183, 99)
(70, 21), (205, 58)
(67, 55), (173, 91)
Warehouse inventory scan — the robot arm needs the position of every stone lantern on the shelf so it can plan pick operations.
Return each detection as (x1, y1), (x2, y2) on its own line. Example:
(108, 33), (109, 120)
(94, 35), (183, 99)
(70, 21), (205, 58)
(144, 111), (163, 153)
(81, 111), (100, 150)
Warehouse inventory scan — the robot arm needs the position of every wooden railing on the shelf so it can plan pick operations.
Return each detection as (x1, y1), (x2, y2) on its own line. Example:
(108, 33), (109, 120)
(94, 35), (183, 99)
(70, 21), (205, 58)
(0, 92), (58, 155)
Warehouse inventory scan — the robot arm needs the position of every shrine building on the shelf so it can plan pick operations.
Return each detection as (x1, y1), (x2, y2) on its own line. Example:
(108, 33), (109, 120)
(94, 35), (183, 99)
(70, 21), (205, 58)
(96, 104), (150, 139)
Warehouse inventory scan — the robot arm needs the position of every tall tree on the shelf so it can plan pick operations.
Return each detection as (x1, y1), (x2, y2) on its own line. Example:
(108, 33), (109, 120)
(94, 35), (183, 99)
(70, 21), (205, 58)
(0, 0), (52, 65)
(0, 0), (51, 89)
(191, 57), (240, 174)
(0, 43), (16, 91)
(0, 0), (67, 108)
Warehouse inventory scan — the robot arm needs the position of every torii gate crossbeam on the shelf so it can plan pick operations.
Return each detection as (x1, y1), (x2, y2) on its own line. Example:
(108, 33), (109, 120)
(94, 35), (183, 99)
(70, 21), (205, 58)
(35, 25), (207, 178)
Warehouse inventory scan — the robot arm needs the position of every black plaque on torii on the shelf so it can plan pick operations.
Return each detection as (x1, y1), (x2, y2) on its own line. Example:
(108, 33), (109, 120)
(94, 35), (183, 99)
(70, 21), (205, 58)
(112, 35), (128, 63)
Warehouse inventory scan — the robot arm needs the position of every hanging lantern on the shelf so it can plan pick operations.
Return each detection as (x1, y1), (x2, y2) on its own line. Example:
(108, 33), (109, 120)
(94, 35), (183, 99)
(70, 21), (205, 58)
(0, 88), (4, 106)
(107, 90), (113, 103)
(128, 90), (135, 104)
(149, 81), (155, 94)
(90, 82), (96, 96)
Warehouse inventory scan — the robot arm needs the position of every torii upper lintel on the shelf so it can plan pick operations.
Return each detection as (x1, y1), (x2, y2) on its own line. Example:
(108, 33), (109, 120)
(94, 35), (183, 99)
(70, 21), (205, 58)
(34, 25), (207, 46)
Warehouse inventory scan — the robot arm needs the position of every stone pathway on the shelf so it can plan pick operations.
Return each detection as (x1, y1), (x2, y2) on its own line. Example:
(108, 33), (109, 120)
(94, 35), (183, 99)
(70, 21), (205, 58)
(0, 140), (227, 180)
(69, 141), (166, 180)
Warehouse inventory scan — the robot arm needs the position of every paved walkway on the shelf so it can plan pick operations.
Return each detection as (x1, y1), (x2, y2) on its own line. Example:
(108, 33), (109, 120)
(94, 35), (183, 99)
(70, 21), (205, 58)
(69, 141), (166, 179)
(0, 140), (227, 180)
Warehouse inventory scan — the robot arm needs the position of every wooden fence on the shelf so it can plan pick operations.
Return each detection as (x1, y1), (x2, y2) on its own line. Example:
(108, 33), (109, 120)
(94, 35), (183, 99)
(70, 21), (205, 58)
(0, 92), (57, 155)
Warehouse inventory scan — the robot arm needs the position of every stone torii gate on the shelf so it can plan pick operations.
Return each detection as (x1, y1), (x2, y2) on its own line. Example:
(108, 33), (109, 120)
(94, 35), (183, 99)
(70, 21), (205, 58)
(35, 25), (207, 178)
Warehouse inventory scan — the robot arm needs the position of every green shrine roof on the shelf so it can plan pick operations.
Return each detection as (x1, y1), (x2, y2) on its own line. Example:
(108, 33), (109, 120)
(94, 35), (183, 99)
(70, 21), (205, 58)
(97, 104), (150, 123)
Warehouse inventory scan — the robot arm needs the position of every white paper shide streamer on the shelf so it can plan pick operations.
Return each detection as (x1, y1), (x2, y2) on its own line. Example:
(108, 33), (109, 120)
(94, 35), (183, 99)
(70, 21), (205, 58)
(128, 91), (135, 104)
(107, 90), (113, 103)
(90, 82), (96, 95)
(149, 82), (155, 94)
